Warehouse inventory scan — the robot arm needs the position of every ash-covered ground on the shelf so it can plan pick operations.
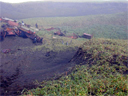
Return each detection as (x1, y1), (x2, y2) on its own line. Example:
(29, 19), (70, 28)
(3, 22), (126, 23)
(0, 36), (78, 95)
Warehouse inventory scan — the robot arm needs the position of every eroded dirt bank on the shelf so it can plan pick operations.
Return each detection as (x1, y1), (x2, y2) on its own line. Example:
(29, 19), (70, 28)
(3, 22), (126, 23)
(0, 36), (78, 95)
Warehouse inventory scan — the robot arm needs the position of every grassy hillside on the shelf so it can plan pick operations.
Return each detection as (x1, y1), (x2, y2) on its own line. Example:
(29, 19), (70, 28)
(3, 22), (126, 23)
(22, 38), (128, 96)
(0, 1), (127, 19)
(21, 12), (127, 40)
(20, 12), (128, 95)
(1, 7), (127, 95)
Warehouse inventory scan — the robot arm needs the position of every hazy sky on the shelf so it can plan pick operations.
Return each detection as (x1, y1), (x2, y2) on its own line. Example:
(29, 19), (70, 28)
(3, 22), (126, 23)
(0, 0), (126, 3)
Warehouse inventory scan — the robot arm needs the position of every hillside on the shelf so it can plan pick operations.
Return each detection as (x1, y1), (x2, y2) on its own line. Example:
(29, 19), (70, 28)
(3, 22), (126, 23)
(22, 13), (128, 40)
(22, 38), (128, 96)
(0, 2), (128, 95)
(0, 1), (127, 19)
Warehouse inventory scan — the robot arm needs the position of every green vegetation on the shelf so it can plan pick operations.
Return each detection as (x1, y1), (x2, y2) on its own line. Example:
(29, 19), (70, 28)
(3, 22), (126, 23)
(22, 38), (128, 96)
(1, 1), (127, 95)
(19, 13), (127, 96)
(21, 13), (127, 40)
(32, 29), (86, 52)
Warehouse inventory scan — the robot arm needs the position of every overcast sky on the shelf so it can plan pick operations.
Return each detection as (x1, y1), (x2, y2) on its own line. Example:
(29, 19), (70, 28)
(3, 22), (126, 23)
(0, 0), (127, 3)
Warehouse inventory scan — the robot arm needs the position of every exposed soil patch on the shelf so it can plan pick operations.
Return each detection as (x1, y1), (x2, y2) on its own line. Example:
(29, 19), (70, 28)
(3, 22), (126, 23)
(0, 36), (78, 95)
(0, 36), (35, 49)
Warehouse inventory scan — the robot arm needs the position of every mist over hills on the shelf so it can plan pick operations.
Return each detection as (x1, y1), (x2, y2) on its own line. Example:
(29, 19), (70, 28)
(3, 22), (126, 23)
(0, 1), (127, 19)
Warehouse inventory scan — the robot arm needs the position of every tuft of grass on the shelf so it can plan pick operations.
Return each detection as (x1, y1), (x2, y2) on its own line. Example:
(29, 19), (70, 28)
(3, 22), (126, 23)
(22, 38), (128, 96)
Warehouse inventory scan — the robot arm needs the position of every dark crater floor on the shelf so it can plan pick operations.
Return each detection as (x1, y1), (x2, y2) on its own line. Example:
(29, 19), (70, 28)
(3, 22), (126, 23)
(0, 36), (78, 95)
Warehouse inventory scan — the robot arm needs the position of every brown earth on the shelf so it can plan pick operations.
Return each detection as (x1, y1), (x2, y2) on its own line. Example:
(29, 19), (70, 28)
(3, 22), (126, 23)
(0, 36), (78, 95)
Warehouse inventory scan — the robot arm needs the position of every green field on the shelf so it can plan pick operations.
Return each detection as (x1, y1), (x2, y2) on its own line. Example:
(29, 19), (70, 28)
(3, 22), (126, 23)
(21, 13), (128, 95)
(21, 12), (127, 40)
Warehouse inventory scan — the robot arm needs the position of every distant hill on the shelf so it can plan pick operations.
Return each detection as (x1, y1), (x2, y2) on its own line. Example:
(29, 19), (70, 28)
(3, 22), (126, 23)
(0, 1), (127, 19)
